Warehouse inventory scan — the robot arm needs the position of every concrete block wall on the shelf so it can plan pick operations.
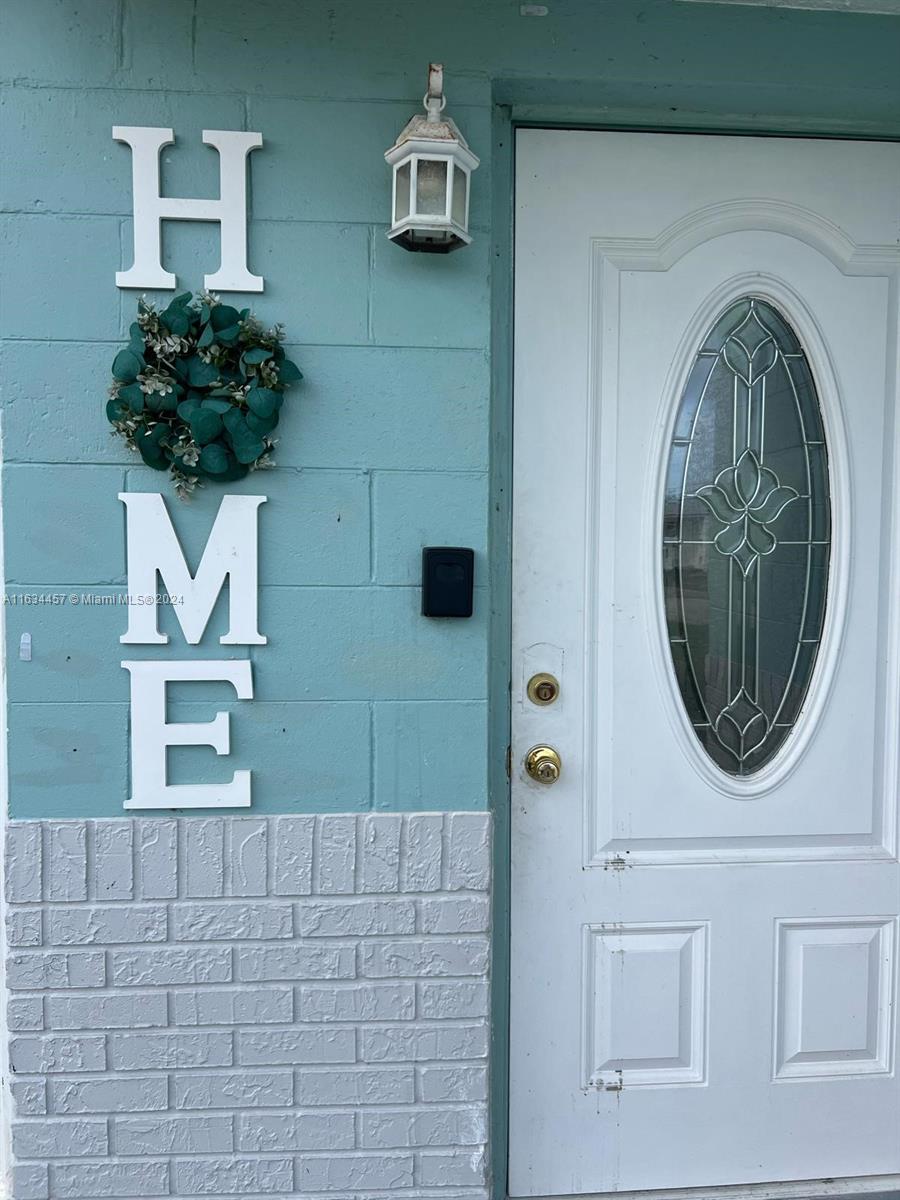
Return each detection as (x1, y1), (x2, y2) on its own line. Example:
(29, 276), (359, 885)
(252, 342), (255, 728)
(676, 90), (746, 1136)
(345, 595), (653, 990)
(5, 814), (491, 1199)
(0, 0), (494, 822)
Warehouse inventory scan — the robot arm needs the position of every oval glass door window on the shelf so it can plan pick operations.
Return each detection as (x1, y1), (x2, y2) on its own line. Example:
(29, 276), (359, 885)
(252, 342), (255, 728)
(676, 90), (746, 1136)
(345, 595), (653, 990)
(663, 297), (831, 777)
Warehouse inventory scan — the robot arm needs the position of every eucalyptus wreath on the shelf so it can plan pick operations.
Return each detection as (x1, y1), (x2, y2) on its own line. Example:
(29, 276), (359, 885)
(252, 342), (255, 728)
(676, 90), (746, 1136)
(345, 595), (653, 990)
(107, 292), (302, 498)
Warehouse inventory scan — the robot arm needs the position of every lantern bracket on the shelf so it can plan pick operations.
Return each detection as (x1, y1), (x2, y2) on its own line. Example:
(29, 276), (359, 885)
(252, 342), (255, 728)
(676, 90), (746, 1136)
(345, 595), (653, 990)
(424, 63), (447, 122)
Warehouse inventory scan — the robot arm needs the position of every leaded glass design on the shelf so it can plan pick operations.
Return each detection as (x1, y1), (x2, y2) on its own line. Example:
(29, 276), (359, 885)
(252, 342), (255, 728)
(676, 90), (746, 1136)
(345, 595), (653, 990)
(663, 297), (831, 776)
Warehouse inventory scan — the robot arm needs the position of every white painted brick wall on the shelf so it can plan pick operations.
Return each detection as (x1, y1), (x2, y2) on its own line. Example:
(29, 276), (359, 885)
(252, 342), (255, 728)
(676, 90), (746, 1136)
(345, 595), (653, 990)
(4, 814), (491, 1200)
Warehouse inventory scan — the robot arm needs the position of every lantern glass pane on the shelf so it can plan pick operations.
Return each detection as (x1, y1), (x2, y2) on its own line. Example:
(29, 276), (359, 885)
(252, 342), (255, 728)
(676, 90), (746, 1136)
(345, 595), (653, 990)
(394, 161), (411, 222)
(451, 164), (467, 228)
(416, 159), (448, 216)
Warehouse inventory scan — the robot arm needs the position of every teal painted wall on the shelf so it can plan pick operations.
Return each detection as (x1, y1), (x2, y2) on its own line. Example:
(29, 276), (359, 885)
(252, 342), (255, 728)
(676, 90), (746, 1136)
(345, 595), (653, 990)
(2, 0), (898, 820)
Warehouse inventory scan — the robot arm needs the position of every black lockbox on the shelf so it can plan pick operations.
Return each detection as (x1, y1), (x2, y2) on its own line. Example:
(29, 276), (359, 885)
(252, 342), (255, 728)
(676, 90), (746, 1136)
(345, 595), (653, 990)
(421, 547), (475, 618)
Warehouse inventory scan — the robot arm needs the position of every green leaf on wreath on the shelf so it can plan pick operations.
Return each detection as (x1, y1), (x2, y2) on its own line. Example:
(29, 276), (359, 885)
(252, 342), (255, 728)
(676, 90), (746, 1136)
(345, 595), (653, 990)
(246, 409), (279, 435)
(246, 387), (280, 419)
(128, 323), (145, 354)
(233, 436), (266, 464)
(161, 306), (190, 336)
(242, 347), (271, 365)
(106, 397), (129, 422)
(215, 324), (241, 345)
(169, 356), (189, 382)
(199, 443), (230, 474)
(112, 349), (143, 382)
(277, 359), (303, 384)
(201, 399), (232, 414)
(190, 409), (224, 445)
(119, 383), (145, 414)
(210, 304), (240, 331)
(177, 399), (201, 422)
(197, 322), (215, 348)
(187, 356), (220, 388)
(223, 407), (247, 436)
(135, 426), (169, 469)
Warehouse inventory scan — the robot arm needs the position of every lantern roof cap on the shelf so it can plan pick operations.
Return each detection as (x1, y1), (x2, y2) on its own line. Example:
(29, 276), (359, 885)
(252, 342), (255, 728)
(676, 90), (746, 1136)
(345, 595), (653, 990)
(385, 63), (479, 168)
(392, 111), (470, 152)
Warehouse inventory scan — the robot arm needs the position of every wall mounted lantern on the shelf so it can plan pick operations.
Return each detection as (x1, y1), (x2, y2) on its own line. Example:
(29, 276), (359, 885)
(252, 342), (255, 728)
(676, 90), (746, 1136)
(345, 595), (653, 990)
(385, 64), (479, 253)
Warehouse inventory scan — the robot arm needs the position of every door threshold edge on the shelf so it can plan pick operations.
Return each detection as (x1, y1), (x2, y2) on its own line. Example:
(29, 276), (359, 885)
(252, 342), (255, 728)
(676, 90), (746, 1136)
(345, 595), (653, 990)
(509, 1175), (900, 1200)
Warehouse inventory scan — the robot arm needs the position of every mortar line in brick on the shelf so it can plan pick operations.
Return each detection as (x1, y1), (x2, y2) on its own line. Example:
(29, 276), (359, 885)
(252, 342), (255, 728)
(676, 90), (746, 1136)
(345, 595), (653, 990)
(2, 78), (494, 102)
(84, 822), (95, 904)
(38, 822), (48, 907)
(308, 821), (318, 897)
(223, 823), (234, 897)
(369, 700), (376, 811)
(130, 823), (140, 904)
(2, 336), (488, 356)
(366, 224), (375, 344)
(367, 471), (375, 586)
(440, 815), (450, 892)
(175, 824), (186, 902)
(398, 816), (410, 895)
(190, 0), (199, 74)
(37, 888), (483, 914)
(265, 821), (277, 898)
(8, 697), (127, 706)
(116, 220), (126, 336)
(354, 814), (362, 893)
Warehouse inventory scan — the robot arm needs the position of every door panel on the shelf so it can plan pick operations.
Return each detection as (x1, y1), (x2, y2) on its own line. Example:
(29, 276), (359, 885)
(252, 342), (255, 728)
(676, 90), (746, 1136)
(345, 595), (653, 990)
(510, 130), (900, 1196)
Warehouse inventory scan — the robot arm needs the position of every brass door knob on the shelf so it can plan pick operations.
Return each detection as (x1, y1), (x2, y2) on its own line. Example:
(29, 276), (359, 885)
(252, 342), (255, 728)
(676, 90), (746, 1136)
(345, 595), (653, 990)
(524, 745), (562, 784)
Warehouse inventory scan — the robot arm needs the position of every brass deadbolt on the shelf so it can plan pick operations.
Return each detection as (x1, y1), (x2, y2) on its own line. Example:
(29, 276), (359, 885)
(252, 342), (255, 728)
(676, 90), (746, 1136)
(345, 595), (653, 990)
(524, 744), (562, 784)
(527, 672), (560, 706)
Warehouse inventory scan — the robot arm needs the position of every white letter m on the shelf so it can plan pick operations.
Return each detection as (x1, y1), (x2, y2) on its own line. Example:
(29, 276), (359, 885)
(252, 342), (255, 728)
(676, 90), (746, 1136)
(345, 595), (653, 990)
(119, 492), (266, 646)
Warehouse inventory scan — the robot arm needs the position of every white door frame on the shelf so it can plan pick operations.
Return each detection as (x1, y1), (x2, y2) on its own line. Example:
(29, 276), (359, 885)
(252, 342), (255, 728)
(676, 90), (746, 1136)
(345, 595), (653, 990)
(508, 127), (900, 1200)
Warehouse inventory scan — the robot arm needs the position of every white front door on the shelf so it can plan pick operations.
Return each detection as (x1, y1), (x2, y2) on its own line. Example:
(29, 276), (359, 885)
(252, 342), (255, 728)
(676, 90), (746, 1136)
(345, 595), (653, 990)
(509, 130), (900, 1197)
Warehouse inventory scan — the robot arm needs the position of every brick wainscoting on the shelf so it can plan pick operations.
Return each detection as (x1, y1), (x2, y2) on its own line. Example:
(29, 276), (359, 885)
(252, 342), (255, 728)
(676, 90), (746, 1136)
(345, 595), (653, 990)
(3, 814), (491, 1200)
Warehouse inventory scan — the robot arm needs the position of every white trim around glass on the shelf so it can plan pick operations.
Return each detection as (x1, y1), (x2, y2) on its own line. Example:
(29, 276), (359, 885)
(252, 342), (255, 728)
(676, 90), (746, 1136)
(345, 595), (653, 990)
(510, 129), (900, 1197)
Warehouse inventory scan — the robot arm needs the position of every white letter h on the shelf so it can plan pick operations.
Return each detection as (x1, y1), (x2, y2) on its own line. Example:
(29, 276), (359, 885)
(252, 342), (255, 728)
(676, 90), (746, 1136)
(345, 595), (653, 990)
(114, 125), (264, 292)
